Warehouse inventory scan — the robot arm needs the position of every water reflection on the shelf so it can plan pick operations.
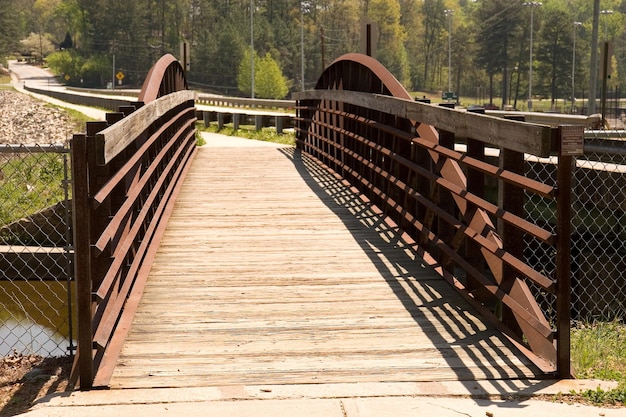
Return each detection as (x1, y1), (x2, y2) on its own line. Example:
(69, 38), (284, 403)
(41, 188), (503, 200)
(0, 319), (72, 357)
(0, 280), (75, 357)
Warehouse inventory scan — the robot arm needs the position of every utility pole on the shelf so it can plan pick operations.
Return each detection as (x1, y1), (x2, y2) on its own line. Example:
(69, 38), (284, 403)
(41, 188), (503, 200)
(250, 0), (255, 98)
(523, 2), (542, 111)
(444, 9), (454, 94)
(320, 27), (325, 70)
(589, 0), (600, 114)
(300, 1), (305, 91)
(572, 22), (582, 113)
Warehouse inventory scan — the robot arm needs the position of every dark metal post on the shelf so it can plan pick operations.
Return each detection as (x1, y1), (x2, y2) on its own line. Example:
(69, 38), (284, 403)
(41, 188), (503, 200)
(71, 134), (93, 390)
(556, 126), (578, 378)
(437, 104), (456, 269)
(499, 115), (526, 335)
(466, 108), (486, 298)
(601, 41), (610, 126)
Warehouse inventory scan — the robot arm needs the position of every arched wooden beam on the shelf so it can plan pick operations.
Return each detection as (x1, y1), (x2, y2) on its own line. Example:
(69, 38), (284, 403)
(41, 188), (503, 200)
(315, 53), (412, 100)
(138, 54), (188, 103)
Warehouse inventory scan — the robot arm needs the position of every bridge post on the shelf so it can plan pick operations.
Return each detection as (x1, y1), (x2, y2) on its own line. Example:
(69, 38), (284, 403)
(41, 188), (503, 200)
(556, 126), (579, 378)
(276, 116), (284, 134)
(500, 115), (527, 337)
(233, 113), (241, 130)
(436, 103), (456, 272)
(466, 108), (486, 299)
(556, 156), (573, 377)
(71, 133), (93, 390)
(202, 111), (211, 128)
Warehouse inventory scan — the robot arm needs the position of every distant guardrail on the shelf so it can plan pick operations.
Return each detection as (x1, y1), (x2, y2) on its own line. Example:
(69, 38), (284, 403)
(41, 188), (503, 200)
(24, 85), (133, 112)
(28, 86), (297, 132)
(26, 85), (607, 135)
(65, 87), (297, 111)
(195, 94), (295, 110)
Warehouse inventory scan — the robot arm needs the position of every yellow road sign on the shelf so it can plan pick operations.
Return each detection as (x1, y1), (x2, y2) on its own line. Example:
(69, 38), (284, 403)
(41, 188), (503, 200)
(116, 71), (124, 80)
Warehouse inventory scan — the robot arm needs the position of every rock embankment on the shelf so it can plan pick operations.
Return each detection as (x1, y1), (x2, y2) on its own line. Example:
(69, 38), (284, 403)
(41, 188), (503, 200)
(0, 90), (72, 145)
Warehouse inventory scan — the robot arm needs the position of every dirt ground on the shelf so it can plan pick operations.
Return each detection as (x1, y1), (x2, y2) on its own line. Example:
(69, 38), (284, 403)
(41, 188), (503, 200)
(0, 352), (72, 416)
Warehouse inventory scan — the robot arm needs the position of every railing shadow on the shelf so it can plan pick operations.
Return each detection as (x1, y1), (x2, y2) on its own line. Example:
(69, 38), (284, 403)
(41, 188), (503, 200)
(280, 146), (551, 398)
(0, 355), (72, 417)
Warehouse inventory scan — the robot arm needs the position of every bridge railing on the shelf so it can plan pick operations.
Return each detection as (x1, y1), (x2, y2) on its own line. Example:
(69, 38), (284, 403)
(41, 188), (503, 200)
(70, 55), (196, 389)
(294, 88), (580, 378)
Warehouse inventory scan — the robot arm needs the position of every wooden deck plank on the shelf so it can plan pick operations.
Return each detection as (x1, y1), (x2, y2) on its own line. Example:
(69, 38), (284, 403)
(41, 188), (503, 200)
(109, 143), (542, 389)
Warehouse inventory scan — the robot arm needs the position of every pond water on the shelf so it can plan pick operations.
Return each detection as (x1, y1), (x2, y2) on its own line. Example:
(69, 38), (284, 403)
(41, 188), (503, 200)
(0, 319), (72, 357)
(0, 280), (75, 357)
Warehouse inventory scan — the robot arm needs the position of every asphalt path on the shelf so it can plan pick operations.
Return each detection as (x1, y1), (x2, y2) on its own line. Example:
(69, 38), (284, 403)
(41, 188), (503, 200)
(8, 61), (108, 120)
(8, 60), (62, 90)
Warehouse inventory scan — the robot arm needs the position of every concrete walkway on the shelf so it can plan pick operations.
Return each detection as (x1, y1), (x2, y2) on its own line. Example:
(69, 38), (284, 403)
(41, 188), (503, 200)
(19, 379), (623, 416)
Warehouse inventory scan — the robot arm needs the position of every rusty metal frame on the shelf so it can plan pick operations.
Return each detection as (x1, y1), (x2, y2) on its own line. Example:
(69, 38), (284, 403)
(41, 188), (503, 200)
(138, 53), (188, 103)
(295, 53), (573, 378)
(71, 55), (197, 389)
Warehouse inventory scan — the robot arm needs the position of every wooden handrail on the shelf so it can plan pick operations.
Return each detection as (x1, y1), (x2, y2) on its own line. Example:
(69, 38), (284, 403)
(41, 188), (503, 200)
(295, 89), (554, 157)
(70, 56), (197, 390)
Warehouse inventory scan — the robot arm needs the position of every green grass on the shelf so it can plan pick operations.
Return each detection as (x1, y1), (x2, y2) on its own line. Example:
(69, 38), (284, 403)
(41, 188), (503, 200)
(570, 320), (626, 406)
(0, 153), (67, 233)
(197, 122), (296, 146)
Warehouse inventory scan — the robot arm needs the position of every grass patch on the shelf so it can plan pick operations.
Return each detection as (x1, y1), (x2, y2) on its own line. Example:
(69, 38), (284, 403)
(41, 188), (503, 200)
(197, 122), (296, 146)
(570, 320), (626, 406)
(0, 153), (68, 231)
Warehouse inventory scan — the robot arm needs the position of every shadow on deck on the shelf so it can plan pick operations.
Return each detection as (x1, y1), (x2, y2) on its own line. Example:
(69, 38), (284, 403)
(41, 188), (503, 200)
(108, 141), (545, 394)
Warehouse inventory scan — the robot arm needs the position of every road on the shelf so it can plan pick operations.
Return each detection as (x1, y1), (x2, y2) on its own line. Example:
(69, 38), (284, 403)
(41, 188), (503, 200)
(8, 61), (108, 120)
(8, 60), (62, 90)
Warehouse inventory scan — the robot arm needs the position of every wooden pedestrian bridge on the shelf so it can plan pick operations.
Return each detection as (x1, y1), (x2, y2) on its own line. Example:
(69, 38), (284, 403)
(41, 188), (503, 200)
(70, 54), (583, 391)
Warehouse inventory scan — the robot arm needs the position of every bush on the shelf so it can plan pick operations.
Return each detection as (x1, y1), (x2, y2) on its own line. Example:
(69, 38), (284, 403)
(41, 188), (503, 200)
(45, 51), (109, 87)
(237, 49), (290, 99)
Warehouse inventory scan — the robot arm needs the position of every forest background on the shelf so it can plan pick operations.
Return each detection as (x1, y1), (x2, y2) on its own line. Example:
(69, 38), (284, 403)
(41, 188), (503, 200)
(0, 0), (624, 106)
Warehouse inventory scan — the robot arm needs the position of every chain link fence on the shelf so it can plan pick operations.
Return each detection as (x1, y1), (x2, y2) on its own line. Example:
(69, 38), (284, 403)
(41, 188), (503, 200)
(0, 144), (74, 358)
(525, 128), (626, 323)
(1, 125), (624, 357)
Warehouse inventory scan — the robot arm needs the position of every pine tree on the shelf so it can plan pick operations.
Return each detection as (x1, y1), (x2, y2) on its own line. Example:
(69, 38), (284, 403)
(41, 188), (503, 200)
(0, 0), (19, 57)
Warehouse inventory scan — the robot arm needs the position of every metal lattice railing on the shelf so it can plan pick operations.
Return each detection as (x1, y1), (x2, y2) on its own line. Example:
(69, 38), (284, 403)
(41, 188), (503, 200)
(0, 144), (74, 358)
(526, 129), (626, 322)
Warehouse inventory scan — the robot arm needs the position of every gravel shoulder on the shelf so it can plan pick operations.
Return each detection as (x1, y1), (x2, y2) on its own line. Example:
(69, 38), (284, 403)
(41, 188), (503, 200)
(0, 89), (76, 145)
(0, 89), (76, 144)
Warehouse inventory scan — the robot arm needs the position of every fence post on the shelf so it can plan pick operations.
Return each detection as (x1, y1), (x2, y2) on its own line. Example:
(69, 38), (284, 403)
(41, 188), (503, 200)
(276, 116), (284, 134)
(466, 108), (486, 299)
(436, 103), (456, 269)
(70, 133), (93, 390)
(556, 126), (582, 378)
